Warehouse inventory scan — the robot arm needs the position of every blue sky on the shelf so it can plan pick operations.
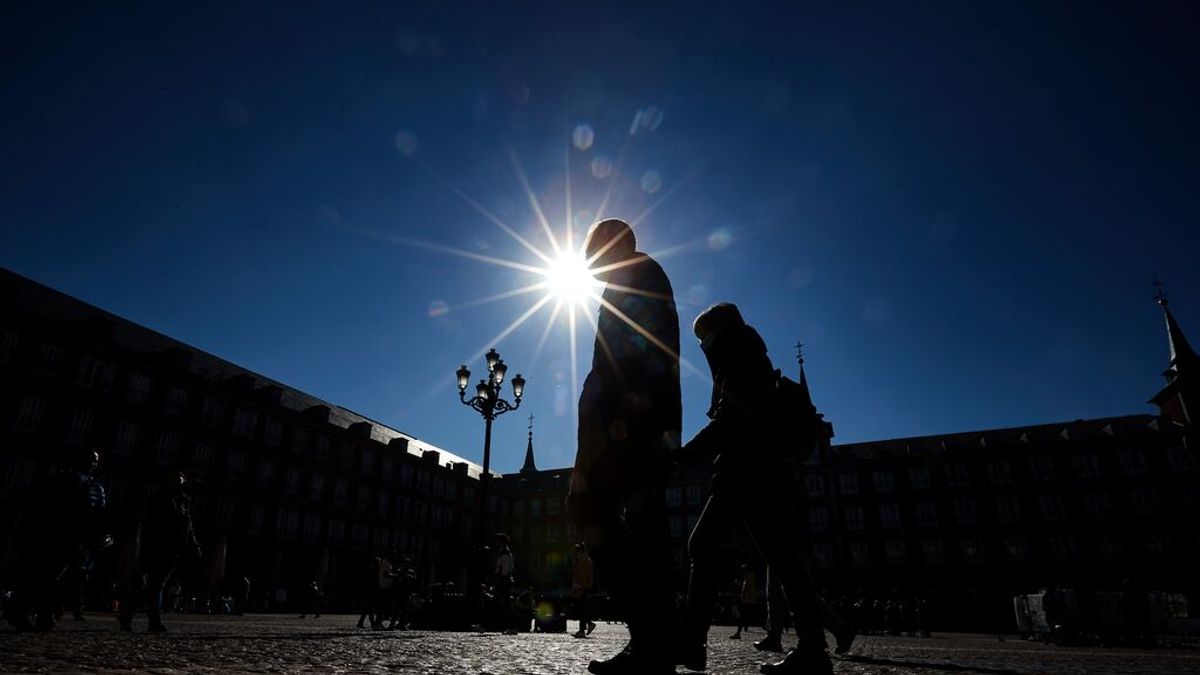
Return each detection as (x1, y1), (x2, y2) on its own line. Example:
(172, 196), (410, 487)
(2, 3), (1197, 472)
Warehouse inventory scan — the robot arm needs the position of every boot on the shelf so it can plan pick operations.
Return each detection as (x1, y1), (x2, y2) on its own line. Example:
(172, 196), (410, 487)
(833, 626), (856, 655)
(677, 641), (707, 672)
(760, 648), (833, 675)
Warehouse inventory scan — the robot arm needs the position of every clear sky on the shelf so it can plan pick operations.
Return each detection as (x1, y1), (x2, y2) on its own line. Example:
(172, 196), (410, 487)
(2, 3), (1197, 472)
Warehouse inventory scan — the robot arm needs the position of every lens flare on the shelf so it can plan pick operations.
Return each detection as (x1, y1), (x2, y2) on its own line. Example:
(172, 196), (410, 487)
(572, 124), (595, 151)
(542, 249), (599, 305)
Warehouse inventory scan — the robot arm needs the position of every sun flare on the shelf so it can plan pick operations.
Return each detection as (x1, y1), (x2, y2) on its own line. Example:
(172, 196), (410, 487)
(540, 248), (601, 306)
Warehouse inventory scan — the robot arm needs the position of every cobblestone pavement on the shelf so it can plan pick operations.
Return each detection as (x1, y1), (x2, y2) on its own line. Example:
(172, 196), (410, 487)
(2, 614), (1197, 674)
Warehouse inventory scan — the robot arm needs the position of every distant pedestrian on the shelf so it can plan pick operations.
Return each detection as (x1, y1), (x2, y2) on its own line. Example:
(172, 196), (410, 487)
(356, 556), (378, 629)
(389, 557), (417, 630)
(299, 580), (323, 618)
(374, 554), (395, 629)
(730, 563), (758, 639)
(571, 543), (596, 638)
(118, 470), (202, 633)
(493, 534), (517, 634)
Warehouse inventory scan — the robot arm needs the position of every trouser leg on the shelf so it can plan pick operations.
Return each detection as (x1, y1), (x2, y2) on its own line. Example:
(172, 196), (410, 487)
(622, 483), (675, 653)
(765, 567), (787, 637)
(145, 567), (172, 627)
(745, 503), (825, 651)
(685, 493), (737, 645)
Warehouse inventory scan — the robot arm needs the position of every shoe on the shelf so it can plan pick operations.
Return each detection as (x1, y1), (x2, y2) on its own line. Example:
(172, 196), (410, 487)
(833, 627), (856, 656)
(730, 632), (742, 639)
(760, 648), (833, 675)
(677, 642), (707, 672)
(503, 628), (518, 635)
(147, 623), (168, 634)
(573, 630), (587, 638)
(754, 634), (784, 653)
(589, 648), (675, 675)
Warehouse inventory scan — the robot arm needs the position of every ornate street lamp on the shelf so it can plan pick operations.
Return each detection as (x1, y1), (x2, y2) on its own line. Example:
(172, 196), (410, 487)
(455, 349), (525, 567)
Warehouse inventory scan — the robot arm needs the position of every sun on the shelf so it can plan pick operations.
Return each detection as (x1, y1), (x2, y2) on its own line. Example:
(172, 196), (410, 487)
(540, 248), (600, 305)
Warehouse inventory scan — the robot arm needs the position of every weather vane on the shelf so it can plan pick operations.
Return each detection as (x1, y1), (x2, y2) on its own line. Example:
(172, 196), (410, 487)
(1152, 278), (1168, 306)
(794, 341), (805, 367)
(528, 413), (535, 436)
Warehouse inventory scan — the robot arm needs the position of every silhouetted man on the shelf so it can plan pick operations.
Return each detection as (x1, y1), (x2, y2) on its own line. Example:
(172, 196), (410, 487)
(567, 218), (681, 674)
(119, 470), (201, 633)
(4, 446), (109, 631)
(676, 303), (831, 674)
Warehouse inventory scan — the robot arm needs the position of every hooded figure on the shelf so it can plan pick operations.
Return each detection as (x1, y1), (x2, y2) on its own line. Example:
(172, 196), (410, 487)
(677, 303), (833, 675)
(567, 218), (681, 675)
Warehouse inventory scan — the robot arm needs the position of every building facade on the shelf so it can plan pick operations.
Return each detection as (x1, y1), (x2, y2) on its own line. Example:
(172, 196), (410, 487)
(2, 266), (1197, 628)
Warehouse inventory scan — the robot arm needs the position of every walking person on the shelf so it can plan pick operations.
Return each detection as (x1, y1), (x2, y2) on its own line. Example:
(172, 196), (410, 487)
(493, 534), (517, 634)
(298, 580), (322, 618)
(675, 303), (833, 674)
(118, 470), (202, 633)
(571, 543), (596, 638)
(356, 556), (379, 629)
(730, 563), (758, 639)
(566, 218), (682, 675)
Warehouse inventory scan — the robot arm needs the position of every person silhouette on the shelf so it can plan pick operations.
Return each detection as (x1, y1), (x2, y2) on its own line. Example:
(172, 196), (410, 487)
(675, 303), (832, 675)
(567, 218), (681, 675)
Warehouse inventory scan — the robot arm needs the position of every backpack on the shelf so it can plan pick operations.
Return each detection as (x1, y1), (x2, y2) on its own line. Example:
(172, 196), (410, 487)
(773, 369), (820, 463)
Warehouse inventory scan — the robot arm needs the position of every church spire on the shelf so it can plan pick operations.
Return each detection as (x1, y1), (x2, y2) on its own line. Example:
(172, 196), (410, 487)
(795, 341), (815, 415)
(1149, 283), (1198, 429)
(520, 414), (538, 474)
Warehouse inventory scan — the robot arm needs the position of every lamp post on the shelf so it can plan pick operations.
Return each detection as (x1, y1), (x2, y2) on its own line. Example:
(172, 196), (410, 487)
(455, 348), (525, 570)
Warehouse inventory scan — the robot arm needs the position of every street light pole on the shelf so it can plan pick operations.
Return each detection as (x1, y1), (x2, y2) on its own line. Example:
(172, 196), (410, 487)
(455, 349), (525, 617)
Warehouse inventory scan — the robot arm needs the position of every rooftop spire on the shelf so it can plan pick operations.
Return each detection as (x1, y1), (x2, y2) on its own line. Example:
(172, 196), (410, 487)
(794, 341), (815, 414)
(520, 413), (537, 474)
(1155, 282), (1198, 382)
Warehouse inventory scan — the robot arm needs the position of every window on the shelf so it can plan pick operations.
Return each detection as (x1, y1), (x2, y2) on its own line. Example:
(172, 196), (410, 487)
(248, 504), (266, 534)
(125, 373), (152, 403)
(809, 506), (829, 532)
(315, 435), (331, 461)
(362, 452), (378, 478)
(529, 499), (542, 516)
(1005, 537), (1031, 563)
(328, 519), (346, 543)
(915, 500), (938, 527)
(65, 410), (95, 445)
(994, 496), (1021, 524)
(276, 510), (300, 538)
(512, 500), (525, 517)
(872, 470), (895, 493)
(232, 407), (257, 437)
(837, 473), (859, 495)
(304, 473), (323, 500)
(1166, 446), (1195, 471)
(381, 458), (395, 482)
(805, 474), (825, 497)
(37, 342), (62, 372)
(666, 487), (682, 507)
(356, 485), (370, 511)
(224, 451), (245, 478)
(670, 516), (684, 537)
(1072, 453), (1100, 479)
(879, 503), (901, 528)
(400, 464), (414, 487)
(813, 543), (834, 568)
(291, 427), (310, 454)
(987, 460), (1012, 485)
(76, 356), (115, 392)
(284, 467), (302, 495)
(1095, 534), (1116, 561)
(1049, 536), (1077, 563)
(922, 540), (945, 566)
(201, 397), (226, 428)
(1117, 450), (1146, 475)
(908, 467), (931, 490)
(262, 418), (283, 446)
(1028, 456), (1054, 481)
(843, 505), (864, 530)
(848, 541), (870, 568)
(547, 498), (561, 515)
(13, 396), (47, 433)
(885, 540), (906, 566)
(954, 498), (977, 524)
(303, 514), (324, 542)
(1129, 489), (1161, 517)
(164, 386), (188, 415)
(945, 464), (970, 487)
(113, 421), (139, 455)
(961, 538), (985, 563)
(155, 432), (181, 466)
(352, 524), (369, 546)
(0, 327), (18, 363)
(1038, 494), (1065, 522)
(686, 484), (703, 506)
(377, 491), (391, 516)
(256, 459), (276, 488)
(1083, 492), (1110, 520)
(547, 524), (559, 543)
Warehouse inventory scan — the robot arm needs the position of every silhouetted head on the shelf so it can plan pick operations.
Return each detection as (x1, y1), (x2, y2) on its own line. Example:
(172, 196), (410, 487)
(692, 302), (745, 349)
(70, 446), (101, 474)
(584, 218), (636, 281)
